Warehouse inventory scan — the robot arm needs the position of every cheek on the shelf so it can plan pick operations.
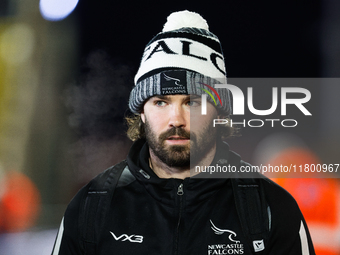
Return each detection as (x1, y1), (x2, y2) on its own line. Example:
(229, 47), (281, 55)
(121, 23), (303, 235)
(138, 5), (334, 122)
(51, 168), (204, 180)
(144, 112), (168, 134)
(190, 116), (214, 134)
(190, 104), (217, 130)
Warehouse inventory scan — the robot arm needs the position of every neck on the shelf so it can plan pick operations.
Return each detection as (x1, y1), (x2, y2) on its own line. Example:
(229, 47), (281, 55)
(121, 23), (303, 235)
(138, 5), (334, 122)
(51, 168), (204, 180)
(148, 144), (217, 179)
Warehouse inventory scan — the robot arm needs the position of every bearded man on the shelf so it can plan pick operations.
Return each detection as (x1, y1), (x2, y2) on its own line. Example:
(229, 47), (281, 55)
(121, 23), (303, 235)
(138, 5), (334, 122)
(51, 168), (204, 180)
(52, 10), (315, 255)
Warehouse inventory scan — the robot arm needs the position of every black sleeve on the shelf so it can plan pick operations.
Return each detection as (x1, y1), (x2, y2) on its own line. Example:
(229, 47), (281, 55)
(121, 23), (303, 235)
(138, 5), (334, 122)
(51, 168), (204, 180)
(263, 179), (315, 255)
(51, 184), (89, 255)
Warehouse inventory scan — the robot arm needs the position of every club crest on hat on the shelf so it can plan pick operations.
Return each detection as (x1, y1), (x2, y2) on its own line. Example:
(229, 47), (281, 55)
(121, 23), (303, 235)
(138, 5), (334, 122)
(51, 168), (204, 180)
(160, 71), (188, 95)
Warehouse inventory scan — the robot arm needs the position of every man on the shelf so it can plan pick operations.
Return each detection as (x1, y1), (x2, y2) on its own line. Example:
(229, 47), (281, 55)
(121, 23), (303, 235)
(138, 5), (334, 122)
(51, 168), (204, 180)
(52, 10), (315, 254)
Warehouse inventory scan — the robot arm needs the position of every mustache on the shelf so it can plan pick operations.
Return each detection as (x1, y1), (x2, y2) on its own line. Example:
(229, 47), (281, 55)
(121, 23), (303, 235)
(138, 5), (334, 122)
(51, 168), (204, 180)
(159, 127), (192, 142)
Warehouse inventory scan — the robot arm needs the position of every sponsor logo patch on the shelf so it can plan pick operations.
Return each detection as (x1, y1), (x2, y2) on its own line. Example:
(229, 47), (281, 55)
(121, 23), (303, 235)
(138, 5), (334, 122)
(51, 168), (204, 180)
(253, 239), (265, 252)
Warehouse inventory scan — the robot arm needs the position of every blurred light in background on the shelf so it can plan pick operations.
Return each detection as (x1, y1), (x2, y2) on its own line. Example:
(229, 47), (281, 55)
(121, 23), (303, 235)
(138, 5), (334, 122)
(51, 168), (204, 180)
(39, 0), (79, 21)
(0, 229), (57, 255)
(253, 132), (340, 254)
(0, 23), (35, 65)
(0, 171), (41, 232)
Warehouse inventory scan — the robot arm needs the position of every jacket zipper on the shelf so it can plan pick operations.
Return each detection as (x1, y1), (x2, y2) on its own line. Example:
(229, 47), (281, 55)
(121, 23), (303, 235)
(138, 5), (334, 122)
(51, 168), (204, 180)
(174, 183), (184, 255)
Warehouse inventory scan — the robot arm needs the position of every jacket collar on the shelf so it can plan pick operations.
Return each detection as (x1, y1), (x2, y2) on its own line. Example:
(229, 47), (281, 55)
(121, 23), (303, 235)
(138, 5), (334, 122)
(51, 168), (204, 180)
(126, 139), (233, 206)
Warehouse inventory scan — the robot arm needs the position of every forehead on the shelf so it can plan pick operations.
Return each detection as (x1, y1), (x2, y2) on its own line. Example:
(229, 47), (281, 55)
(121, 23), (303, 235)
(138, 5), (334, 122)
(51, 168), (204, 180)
(142, 94), (218, 115)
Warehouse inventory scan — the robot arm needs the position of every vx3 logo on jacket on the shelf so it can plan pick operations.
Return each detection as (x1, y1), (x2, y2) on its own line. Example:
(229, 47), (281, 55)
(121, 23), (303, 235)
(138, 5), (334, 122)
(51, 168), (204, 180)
(208, 220), (244, 255)
(110, 231), (144, 243)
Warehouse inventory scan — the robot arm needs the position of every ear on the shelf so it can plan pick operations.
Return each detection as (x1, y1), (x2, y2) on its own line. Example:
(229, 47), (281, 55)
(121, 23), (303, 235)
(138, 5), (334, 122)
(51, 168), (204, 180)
(216, 108), (226, 119)
(141, 112), (146, 123)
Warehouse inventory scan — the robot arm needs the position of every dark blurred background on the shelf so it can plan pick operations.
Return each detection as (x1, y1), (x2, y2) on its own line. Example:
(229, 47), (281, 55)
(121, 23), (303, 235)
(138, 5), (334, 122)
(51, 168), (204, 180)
(0, 0), (339, 254)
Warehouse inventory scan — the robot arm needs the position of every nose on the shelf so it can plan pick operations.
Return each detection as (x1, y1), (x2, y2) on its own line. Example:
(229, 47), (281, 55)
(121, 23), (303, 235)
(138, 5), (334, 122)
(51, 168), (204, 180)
(168, 104), (187, 128)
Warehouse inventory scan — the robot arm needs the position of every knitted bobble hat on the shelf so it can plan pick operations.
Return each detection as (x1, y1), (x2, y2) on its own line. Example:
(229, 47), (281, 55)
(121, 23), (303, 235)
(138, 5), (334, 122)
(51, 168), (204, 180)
(129, 10), (231, 115)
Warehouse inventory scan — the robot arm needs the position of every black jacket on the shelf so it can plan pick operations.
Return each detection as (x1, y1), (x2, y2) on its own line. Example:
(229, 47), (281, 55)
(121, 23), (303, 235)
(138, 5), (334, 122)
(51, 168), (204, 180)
(52, 140), (315, 254)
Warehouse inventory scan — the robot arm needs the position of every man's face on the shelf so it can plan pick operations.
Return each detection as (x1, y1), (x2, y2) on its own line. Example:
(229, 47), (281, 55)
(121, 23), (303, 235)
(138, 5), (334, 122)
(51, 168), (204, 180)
(141, 94), (218, 168)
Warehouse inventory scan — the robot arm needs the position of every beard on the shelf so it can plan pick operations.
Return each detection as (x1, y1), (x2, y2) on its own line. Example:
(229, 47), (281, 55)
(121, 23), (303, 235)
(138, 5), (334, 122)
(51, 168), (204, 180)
(144, 117), (217, 168)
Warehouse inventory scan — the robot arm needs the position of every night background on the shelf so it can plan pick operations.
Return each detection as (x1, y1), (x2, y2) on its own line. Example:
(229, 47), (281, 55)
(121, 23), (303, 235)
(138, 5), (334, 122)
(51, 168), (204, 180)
(0, 0), (339, 254)
(78, 0), (321, 77)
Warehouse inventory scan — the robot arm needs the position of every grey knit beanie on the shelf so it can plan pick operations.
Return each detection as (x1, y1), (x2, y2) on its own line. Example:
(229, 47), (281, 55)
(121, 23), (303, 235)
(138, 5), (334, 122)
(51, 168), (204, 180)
(129, 10), (231, 115)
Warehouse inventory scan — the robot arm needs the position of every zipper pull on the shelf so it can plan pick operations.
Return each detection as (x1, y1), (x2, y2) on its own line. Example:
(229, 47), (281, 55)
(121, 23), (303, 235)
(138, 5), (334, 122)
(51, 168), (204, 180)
(177, 183), (184, 195)
(139, 169), (151, 179)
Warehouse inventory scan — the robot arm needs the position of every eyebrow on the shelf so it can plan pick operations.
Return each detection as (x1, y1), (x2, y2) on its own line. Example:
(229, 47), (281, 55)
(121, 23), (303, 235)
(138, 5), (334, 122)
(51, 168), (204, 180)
(153, 95), (172, 100)
(190, 95), (201, 99)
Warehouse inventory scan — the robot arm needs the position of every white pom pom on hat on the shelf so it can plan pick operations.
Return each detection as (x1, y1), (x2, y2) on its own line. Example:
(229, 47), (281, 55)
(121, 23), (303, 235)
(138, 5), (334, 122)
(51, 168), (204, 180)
(162, 10), (209, 32)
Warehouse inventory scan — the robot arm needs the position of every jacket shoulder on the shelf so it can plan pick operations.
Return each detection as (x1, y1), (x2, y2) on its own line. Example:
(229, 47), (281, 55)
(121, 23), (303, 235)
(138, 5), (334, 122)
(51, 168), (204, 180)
(56, 160), (128, 254)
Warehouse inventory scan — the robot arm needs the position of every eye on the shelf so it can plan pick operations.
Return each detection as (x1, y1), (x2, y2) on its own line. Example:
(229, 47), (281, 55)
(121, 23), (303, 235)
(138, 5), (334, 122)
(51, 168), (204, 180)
(186, 100), (200, 107)
(154, 100), (167, 107)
